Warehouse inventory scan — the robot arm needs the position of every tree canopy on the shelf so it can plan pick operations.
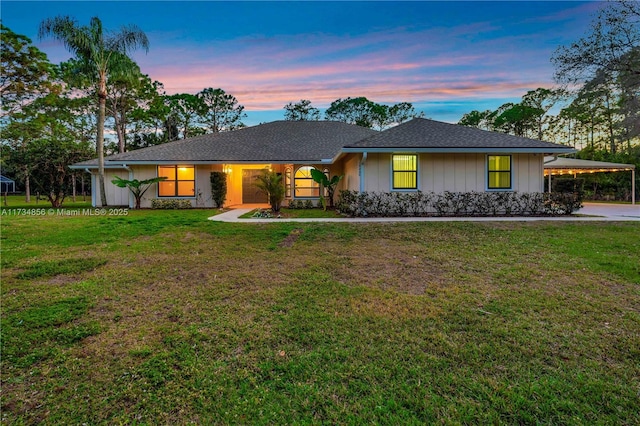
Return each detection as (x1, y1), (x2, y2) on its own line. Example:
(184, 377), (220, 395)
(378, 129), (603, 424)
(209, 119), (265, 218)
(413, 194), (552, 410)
(0, 25), (56, 117)
(552, 0), (640, 146)
(284, 100), (321, 121)
(198, 88), (246, 133)
(324, 97), (423, 130)
(39, 15), (149, 206)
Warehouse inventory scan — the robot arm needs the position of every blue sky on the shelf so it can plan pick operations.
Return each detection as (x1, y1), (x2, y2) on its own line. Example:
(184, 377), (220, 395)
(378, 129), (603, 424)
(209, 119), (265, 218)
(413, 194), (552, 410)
(3, 1), (602, 125)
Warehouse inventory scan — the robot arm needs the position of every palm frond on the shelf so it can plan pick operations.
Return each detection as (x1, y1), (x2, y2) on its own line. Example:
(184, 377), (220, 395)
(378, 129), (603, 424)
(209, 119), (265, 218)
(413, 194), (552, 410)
(108, 25), (149, 54)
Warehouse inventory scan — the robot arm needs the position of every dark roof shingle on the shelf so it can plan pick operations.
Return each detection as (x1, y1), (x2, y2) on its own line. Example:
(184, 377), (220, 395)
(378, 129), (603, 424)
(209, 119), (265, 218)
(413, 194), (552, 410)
(345, 118), (573, 151)
(73, 118), (574, 169)
(100, 121), (378, 164)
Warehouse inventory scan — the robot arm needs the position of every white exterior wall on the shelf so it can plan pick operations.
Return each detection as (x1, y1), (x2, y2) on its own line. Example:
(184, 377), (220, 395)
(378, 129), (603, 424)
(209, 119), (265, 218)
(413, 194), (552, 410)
(342, 154), (361, 191)
(363, 153), (392, 192)
(93, 169), (131, 207)
(93, 165), (224, 208)
(513, 153), (544, 192)
(139, 164), (220, 208)
(195, 165), (220, 207)
(131, 166), (158, 208)
(363, 152), (544, 193)
(90, 154), (545, 207)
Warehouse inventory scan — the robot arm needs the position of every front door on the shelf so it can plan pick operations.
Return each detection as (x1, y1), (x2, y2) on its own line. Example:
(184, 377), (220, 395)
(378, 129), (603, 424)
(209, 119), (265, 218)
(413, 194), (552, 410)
(242, 169), (268, 203)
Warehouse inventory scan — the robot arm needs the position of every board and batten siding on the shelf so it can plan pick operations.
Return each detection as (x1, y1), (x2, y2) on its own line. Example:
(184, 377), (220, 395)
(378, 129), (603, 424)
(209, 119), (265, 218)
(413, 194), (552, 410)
(93, 165), (220, 208)
(362, 153), (544, 193)
(341, 154), (361, 192)
(93, 169), (131, 207)
(131, 165), (161, 208)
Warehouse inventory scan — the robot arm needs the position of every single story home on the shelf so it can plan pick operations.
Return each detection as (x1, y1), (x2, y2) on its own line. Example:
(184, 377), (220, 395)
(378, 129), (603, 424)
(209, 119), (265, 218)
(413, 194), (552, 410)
(71, 118), (575, 208)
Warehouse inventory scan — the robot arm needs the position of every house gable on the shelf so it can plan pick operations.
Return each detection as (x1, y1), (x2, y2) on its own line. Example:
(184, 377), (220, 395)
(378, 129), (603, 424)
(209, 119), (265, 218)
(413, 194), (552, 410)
(343, 118), (574, 154)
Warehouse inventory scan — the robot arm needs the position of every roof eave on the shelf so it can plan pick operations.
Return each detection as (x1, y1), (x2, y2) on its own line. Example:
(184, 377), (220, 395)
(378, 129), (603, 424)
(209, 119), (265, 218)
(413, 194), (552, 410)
(72, 158), (339, 169)
(341, 147), (576, 154)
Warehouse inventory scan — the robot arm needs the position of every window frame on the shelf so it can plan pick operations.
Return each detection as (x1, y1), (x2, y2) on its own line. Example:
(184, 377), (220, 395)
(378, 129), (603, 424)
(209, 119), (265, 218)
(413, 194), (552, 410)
(391, 154), (418, 191)
(486, 155), (513, 191)
(294, 165), (320, 198)
(157, 165), (196, 198)
(284, 167), (292, 198)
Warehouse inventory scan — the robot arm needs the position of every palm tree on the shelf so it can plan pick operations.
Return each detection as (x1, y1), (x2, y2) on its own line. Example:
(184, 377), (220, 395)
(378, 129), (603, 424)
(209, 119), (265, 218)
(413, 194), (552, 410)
(39, 16), (149, 206)
(255, 170), (285, 212)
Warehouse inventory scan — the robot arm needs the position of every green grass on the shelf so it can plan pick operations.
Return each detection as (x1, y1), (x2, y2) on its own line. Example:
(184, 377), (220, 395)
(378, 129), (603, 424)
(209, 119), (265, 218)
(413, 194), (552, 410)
(1, 211), (639, 424)
(0, 194), (93, 209)
(16, 257), (108, 279)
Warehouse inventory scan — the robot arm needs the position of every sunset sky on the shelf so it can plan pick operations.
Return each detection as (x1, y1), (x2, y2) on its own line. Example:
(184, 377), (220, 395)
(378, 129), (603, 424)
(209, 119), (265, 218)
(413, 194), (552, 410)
(3, 1), (602, 125)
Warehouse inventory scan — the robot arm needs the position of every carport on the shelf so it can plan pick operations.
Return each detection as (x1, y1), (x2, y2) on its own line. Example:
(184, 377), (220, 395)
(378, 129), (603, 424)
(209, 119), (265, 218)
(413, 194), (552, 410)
(1, 175), (16, 194)
(544, 156), (636, 204)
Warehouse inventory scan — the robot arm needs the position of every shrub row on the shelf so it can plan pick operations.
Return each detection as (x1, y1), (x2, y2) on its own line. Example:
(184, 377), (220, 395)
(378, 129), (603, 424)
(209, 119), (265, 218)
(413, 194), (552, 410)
(287, 199), (315, 209)
(336, 190), (582, 217)
(151, 199), (193, 209)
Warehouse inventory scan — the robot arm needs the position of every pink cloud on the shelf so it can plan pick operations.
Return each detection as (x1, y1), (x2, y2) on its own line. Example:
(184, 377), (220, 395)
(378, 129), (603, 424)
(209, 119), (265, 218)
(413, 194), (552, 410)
(131, 19), (559, 112)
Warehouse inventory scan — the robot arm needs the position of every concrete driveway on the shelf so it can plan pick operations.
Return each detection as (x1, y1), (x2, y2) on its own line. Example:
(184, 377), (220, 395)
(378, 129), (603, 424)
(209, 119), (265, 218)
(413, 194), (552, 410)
(209, 202), (640, 223)
(577, 202), (640, 220)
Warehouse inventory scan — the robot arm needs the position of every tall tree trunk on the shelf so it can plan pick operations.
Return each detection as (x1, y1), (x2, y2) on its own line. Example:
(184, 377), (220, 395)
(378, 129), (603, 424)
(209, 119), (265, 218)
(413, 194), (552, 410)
(72, 173), (77, 202)
(24, 168), (31, 203)
(605, 95), (615, 154)
(98, 87), (108, 207)
(115, 118), (126, 154)
(538, 119), (543, 141)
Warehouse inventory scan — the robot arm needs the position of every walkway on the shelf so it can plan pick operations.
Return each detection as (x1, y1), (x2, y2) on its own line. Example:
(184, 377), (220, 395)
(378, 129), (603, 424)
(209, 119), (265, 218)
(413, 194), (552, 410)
(209, 202), (640, 223)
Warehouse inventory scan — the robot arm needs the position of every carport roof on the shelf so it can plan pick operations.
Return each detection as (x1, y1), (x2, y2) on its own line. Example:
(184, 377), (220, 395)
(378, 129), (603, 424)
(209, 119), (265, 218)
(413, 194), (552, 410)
(544, 156), (635, 173)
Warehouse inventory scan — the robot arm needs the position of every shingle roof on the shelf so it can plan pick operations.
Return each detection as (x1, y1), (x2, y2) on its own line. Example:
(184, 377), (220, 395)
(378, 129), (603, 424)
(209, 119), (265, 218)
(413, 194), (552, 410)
(345, 118), (574, 152)
(75, 121), (378, 167)
(72, 118), (575, 169)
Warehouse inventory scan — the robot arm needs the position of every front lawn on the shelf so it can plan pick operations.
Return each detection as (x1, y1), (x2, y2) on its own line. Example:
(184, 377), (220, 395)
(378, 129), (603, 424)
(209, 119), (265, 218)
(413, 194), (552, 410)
(1, 194), (92, 210)
(1, 211), (639, 424)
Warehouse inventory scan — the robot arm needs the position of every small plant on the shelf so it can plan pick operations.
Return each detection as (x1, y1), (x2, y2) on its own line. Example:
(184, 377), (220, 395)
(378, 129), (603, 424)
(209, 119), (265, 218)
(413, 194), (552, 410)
(112, 176), (167, 209)
(210, 172), (227, 208)
(287, 199), (304, 209)
(254, 170), (285, 212)
(252, 209), (273, 218)
(303, 199), (315, 209)
(310, 168), (343, 209)
(151, 199), (193, 209)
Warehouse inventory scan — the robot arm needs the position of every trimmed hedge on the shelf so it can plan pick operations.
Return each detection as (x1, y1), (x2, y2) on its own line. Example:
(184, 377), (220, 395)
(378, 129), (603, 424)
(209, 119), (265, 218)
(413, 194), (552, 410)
(287, 199), (315, 209)
(210, 172), (227, 208)
(151, 199), (193, 209)
(336, 190), (582, 217)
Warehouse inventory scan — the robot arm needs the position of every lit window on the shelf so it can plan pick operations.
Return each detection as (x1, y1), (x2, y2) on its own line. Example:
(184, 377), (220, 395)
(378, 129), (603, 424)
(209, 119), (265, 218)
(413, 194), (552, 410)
(158, 165), (195, 197)
(294, 166), (320, 198)
(392, 155), (417, 190)
(487, 156), (512, 189)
